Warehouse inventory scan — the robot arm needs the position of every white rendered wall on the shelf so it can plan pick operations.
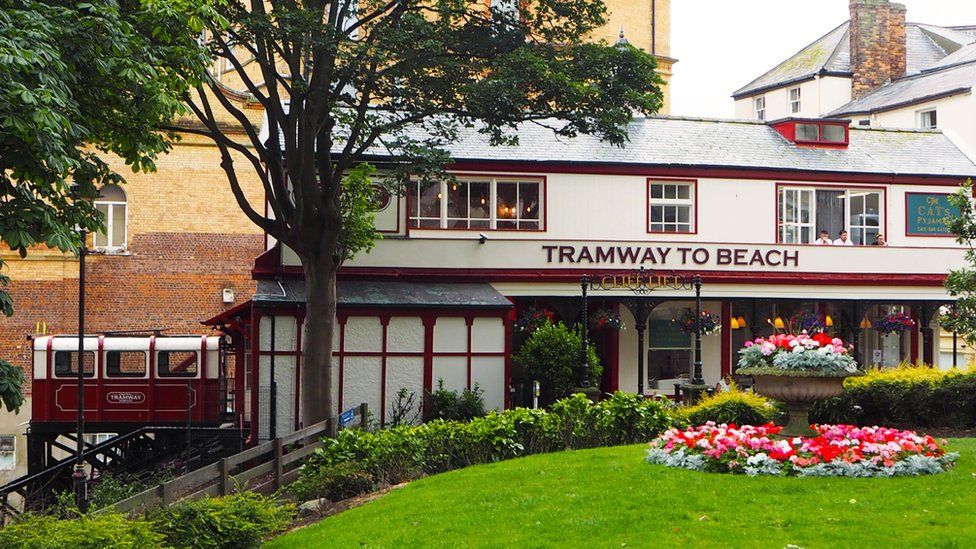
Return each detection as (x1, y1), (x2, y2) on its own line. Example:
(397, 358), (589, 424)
(733, 76), (852, 120)
(863, 94), (976, 162)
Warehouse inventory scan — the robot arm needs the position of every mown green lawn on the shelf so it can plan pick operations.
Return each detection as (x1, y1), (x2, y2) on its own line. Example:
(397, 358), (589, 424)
(266, 439), (976, 548)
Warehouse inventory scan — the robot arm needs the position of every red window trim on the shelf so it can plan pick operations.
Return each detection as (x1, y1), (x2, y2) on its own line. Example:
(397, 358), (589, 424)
(406, 172), (548, 233)
(774, 182), (888, 245)
(646, 177), (699, 235)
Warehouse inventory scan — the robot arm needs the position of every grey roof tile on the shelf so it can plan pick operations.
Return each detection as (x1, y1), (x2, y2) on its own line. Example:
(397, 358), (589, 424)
(829, 61), (976, 116)
(734, 21), (975, 98)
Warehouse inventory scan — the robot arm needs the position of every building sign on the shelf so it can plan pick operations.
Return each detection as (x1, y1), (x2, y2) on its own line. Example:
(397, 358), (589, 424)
(542, 245), (799, 267)
(906, 193), (959, 236)
(107, 391), (146, 405)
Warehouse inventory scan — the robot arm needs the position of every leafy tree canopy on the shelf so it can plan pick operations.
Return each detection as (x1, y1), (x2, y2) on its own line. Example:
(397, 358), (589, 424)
(944, 179), (976, 345)
(175, 0), (665, 424)
(0, 0), (216, 411)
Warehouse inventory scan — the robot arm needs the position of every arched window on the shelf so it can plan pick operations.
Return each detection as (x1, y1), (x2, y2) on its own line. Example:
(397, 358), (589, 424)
(93, 185), (127, 250)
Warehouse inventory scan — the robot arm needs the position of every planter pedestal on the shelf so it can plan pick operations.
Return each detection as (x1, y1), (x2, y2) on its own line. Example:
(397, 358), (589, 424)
(747, 374), (848, 438)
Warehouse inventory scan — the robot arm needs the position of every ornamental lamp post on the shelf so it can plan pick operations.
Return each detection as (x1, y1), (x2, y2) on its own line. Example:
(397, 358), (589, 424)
(680, 274), (709, 403)
(575, 276), (601, 402)
(69, 183), (93, 513)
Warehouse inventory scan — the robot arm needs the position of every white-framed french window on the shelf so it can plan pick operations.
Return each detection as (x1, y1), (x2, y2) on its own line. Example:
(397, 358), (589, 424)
(777, 186), (883, 245)
(410, 177), (543, 231)
(919, 109), (937, 130)
(0, 435), (14, 470)
(93, 184), (127, 251)
(778, 187), (814, 243)
(754, 96), (766, 121)
(648, 180), (695, 233)
(789, 86), (801, 114)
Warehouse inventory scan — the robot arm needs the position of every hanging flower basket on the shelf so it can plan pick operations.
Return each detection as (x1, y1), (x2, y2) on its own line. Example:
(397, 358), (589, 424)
(679, 310), (720, 336)
(589, 308), (623, 331)
(875, 312), (916, 335)
(788, 311), (826, 334)
(515, 307), (555, 334)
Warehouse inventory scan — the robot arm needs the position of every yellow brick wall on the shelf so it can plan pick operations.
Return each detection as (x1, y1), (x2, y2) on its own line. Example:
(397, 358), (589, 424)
(597, 0), (673, 114)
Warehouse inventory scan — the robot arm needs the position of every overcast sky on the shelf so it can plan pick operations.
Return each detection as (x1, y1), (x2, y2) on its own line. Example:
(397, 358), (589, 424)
(670, 0), (976, 118)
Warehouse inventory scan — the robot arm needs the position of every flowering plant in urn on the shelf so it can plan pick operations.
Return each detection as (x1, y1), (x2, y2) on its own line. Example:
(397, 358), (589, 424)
(737, 332), (862, 437)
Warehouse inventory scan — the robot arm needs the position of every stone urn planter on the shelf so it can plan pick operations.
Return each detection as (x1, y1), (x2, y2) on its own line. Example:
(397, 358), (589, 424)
(736, 331), (862, 438)
(737, 368), (855, 437)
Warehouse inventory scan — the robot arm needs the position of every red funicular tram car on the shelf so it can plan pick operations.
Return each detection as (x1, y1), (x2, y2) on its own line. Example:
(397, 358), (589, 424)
(26, 334), (242, 477)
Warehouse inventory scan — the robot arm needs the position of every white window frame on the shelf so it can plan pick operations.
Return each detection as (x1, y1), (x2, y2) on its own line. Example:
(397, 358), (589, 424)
(410, 177), (544, 231)
(648, 181), (695, 233)
(919, 109), (937, 130)
(778, 187), (814, 244)
(93, 194), (127, 252)
(778, 186), (884, 245)
(789, 86), (801, 114)
(754, 96), (765, 121)
(0, 435), (14, 470)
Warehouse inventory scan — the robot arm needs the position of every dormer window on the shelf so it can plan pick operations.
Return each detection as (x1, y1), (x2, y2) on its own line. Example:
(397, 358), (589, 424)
(770, 118), (850, 147)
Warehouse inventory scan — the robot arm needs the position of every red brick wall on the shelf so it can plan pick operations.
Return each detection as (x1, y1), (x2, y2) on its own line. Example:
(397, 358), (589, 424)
(850, 0), (907, 99)
(0, 232), (263, 393)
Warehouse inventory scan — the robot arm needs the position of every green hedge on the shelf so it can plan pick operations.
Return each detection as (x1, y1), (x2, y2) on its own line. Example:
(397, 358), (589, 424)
(0, 512), (164, 549)
(812, 364), (976, 428)
(296, 392), (676, 489)
(681, 385), (782, 427)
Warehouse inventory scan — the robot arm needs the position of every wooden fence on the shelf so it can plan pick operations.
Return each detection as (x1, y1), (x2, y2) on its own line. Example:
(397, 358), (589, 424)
(108, 403), (367, 515)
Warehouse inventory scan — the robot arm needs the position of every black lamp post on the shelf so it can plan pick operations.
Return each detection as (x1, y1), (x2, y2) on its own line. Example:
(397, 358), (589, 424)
(691, 274), (705, 385)
(580, 276), (590, 388)
(70, 185), (89, 513)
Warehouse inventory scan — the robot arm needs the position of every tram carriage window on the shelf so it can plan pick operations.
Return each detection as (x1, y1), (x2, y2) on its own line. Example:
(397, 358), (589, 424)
(106, 351), (147, 378)
(157, 351), (198, 377)
(0, 435), (14, 470)
(54, 351), (95, 378)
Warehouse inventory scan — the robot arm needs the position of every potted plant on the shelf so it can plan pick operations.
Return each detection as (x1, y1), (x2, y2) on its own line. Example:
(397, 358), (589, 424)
(678, 309), (720, 336)
(736, 332), (862, 437)
(514, 306), (556, 335)
(589, 308), (623, 331)
(875, 311), (916, 335)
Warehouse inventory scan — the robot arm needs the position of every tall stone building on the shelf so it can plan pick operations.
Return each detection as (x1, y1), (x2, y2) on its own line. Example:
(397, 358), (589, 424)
(0, 0), (673, 485)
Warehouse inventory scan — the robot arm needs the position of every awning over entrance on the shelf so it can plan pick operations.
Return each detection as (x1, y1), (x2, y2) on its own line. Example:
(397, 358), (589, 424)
(252, 279), (512, 309)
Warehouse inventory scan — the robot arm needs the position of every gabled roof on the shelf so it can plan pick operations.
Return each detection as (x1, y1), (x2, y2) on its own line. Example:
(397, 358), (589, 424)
(358, 116), (976, 179)
(733, 21), (976, 99)
(829, 60), (976, 116)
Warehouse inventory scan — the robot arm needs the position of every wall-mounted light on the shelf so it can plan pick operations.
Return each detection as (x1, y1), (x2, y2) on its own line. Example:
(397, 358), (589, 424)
(859, 318), (872, 329)
(731, 317), (740, 330)
(736, 316), (747, 328)
(825, 315), (834, 327)
(222, 288), (235, 303)
(478, 233), (487, 245)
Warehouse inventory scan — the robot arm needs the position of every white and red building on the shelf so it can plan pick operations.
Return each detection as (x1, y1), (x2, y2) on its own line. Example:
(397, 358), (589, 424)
(211, 114), (976, 440)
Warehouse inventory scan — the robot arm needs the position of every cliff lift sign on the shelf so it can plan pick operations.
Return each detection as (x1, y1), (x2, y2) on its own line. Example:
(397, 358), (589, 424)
(906, 193), (959, 236)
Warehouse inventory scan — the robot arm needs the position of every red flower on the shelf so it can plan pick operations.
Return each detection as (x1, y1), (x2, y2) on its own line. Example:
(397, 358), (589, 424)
(812, 332), (833, 347)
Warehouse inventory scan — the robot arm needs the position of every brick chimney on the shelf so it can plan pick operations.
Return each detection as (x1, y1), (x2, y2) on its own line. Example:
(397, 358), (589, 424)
(849, 0), (907, 98)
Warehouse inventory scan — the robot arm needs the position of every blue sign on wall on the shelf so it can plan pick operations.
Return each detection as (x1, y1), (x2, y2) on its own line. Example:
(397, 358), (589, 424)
(906, 193), (959, 236)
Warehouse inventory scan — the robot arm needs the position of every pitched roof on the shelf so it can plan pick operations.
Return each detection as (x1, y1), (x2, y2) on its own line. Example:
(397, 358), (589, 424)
(361, 116), (976, 179)
(829, 60), (976, 116)
(733, 21), (975, 98)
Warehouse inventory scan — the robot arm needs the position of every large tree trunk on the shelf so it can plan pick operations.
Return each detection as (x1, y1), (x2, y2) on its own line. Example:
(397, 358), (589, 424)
(302, 255), (338, 426)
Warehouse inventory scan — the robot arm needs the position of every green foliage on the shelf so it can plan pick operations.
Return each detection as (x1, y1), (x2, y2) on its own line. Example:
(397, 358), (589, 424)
(302, 392), (675, 485)
(337, 163), (382, 262)
(149, 492), (295, 549)
(513, 321), (602, 402)
(945, 179), (976, 345)
(812, 362), (976, 428)
(681, 385), (782, 427)
(425, 379), (487, 422)
(0, 358), (25, 413)
(289, 460), (375, 504)
(0, 512), (164, 548)
(88, 466), (181, 510)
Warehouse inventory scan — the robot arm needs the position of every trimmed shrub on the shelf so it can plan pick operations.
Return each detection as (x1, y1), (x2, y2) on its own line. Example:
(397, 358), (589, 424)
(0, 512), (163, 549)
(289, 461), (375, 504)
(149, 492), (295, 549)
(682, 385), (782, 427)
(812, 363), (976, 428)
(302, 391), (675, 485)
(513, 321), (602, 403)
(425, 380), (487, 422)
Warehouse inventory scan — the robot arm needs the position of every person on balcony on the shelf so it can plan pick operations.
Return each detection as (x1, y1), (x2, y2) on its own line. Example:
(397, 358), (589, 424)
(873, 233), (889, 246)
(815, 229), (833, 245)
(833, 230), (854, 246)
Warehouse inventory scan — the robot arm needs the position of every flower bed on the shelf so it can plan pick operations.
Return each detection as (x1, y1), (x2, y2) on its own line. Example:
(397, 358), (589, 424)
(646, 422), (958, 477)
